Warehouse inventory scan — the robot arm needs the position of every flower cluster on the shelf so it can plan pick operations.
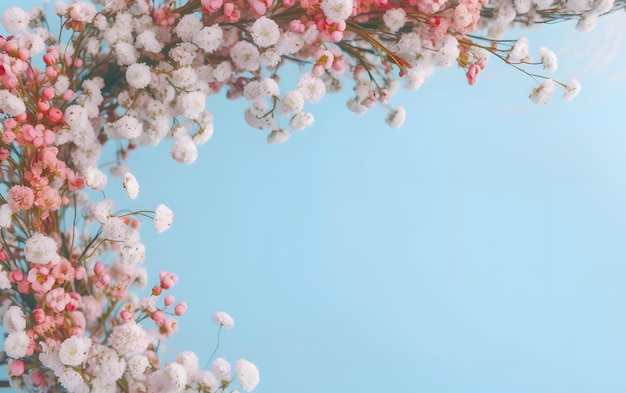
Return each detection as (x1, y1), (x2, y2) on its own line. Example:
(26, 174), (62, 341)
(0, 0), (618, 391)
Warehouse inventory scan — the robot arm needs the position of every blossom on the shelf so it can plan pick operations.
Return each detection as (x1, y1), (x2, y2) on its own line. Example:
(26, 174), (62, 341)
(539, 47), (558, 72)
(529, 78), (556, 104)
(4, 331), (31, 359)
(110, 321), (151, 357)
(58, 336), (91, 366)
(214, 311), (235, 328)
(321, 0), (354, 23)
(155, 204), (174, 233)
(126, 63), (152, 89)
(123, 172), (140, 199)
(24, 233), (61, 265)
(1, 7), (30, 34)
(563, 78), (582, 101)
(171, 135), (198, 164)
(383, 8), (407, 32)
(250, 17), (280, 48)
(3, 306), (26, 334)
(386, 106), (406, 129)
(235, 359), (260, 392)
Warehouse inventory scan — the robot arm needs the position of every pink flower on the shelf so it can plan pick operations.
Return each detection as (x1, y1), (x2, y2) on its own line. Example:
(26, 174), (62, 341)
(10, 360), (25, 376)
(174, 302), (187, 316)
(8, 185), (34, 211)
(27, 265), (55, 294)
(159, 271), (178, 290)
(202, 0), (223, 13)
(46, 287), (70, 313)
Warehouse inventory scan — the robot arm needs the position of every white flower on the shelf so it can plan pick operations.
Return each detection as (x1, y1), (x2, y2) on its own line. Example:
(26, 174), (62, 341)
(3, 306), (25, 334)
(289, 112), (315, 130)
(84, 167), (108, 191)
(101, 216), (127, 241)
(24, 233), (60, 265)
(1, 7), (30, 34)
(110, 322), (151, 357)
(403, 62), (434, 91)
(105, 115), (143, 139)
(0, 204), (12, 228)
(58, 336), (92, 366)
(154, 204), (174, 233)
(136, 30), (163, 53)
(250, 17), (280, 48)
(123, 172), (140, 199)
(175, 14), (203, 42)
(279, 91), (305, 114)
(507, 37), (530, 63)
(539, 47), (558, 72)
(176, 351), (199, 379)
(213, 311), (235, 329)
(436, 36), (460, 68)
(4, 331), (30, 358)
(0, 90), (26, 116)
(383, 8), (407, 32)
(267, 129), (292, 144)
(115, 41), (139, 65)
(127, 355), (150, 379)
(231, 41), (260, 72)
(529, 78), (556, 104)
(386, 106), (406, 129)
(120, 242), (146, 265)
(59, 367), (89, 392)
(212, 357), (231, 381)
(563, 78), (581, 101)
(126, 63), (152, 89)
(0, 267), (10, 290)
(234, 359), (260, 392)
(321, 0), (353, 22)
(171, 135), (198, 164)
(297, 74), (326, 103)
(196, 25), (224, 53)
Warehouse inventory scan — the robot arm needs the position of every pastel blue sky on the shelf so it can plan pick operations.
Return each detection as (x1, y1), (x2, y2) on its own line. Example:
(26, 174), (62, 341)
(3, 2), (626, 392)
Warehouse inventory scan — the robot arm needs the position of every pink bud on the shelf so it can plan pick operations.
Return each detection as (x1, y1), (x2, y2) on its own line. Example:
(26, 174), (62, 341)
(164, 295), (175, 307)
(37, 99), (50, 112)
(94, 261), (105, 275)
(9, 270), (23, 282)
(43, 53), (56, 65)
(152, 310), (165, 325)
(47, 108), (63, 123)
(41, 86), (55, 100)
(74, 266), (86, 280)
(11, 360), (25, 376)
(174, 302), (187, 316)
(120, 310), (134, 322)
(62, 89), (74, 101)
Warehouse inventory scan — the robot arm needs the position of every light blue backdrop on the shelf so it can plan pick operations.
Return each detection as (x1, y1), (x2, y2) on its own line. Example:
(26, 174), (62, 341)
(3, 2), (626, 392)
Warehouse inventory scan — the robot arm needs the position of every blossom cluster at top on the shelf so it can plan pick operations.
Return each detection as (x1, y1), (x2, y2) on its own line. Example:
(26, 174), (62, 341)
(0, 0), (618, 391)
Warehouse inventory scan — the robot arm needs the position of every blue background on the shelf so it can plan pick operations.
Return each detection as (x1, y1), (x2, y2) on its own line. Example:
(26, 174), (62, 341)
(3, 2), (626, 392)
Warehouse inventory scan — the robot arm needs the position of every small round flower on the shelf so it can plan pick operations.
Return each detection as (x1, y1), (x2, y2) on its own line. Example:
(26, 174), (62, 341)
(529, 78), (556, 104)
(279, 91), (305, 114)
(213, 311), (234, 329)
(171, 135), (198, 164)
(4, 331), (31, 359)
(83, 167), (108, 191)
(507, 36), (530, 63)
(58, 336), (91, 366)
(321, 0), (354, 23)
(539, 47), (558, 72)
(385, 106), (406, 129)
(123, 172), (140, 199)
(126, 63), (152, 89)
(383, 8), (407, 32)
(3, 306), (25, 334)
(250, 16), (280, 48)
(24, 233), (60, 265)
(154, 204), (174, 233)
(563, 78), (581, 101)
(230, 41), (260, 72)
(267, 129), (292, 144)
(234, 359), (260, 392)
(289, 112), (315, 130)
(1, 7), (30, 34)
(110, 321), (150, 357)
